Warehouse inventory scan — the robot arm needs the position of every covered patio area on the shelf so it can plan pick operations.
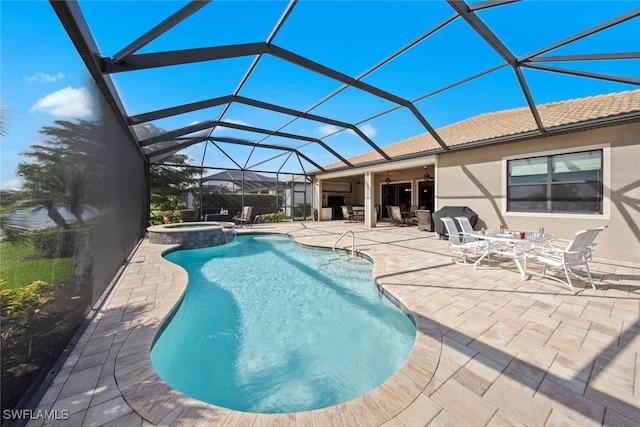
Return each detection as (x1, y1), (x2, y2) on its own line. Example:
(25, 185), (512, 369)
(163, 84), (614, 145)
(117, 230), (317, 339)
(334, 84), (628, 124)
(27, 221), (639, 426)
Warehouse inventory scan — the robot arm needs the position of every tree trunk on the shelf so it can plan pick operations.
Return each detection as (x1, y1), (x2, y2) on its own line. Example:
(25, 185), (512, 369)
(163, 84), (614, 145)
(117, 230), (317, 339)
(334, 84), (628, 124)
(45, 204), (69, 229)
(71, 204), (85, 226)
(74, 214), (85, 227)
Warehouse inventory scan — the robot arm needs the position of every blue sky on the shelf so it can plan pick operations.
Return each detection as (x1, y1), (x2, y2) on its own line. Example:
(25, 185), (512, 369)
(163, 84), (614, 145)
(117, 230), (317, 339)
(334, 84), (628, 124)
(1, 0), (638, 187)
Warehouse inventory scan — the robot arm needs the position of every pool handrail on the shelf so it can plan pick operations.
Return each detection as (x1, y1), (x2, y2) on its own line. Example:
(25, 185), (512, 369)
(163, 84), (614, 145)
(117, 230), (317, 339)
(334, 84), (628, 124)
(332, 229), (355, 258)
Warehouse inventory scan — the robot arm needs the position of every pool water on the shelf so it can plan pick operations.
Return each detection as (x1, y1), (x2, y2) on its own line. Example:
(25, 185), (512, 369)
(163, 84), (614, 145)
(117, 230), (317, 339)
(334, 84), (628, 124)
(150, 234), (415, 413)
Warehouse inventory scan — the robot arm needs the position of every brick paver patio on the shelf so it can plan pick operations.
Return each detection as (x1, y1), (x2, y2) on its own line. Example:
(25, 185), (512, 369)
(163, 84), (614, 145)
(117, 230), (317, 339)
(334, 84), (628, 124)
(26, 221), (639, 426)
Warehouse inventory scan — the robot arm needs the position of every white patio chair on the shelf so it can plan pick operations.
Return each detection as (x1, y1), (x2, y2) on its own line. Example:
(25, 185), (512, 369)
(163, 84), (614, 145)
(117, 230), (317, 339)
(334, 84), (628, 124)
(548, 225), (607, 261)
(441, 217), (485, 264)
(524, 227), (606, 294)
(584, 225), (608, 261)
(454, 216), (475, 235)
(455, 216), (491, 253)
(456, 216), (505, 254)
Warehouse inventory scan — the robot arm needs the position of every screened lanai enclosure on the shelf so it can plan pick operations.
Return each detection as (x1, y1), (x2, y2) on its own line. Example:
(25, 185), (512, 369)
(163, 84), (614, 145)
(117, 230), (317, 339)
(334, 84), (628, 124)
(53, 0), (639, 175)
(1, 0), (638, 418)
(198, 169), (312, 221)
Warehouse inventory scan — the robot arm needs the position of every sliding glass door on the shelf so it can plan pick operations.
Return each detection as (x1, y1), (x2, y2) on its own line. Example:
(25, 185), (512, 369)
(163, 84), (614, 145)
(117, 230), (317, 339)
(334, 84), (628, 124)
(418, 181), (435, 212)
(381, 182), (412, 218)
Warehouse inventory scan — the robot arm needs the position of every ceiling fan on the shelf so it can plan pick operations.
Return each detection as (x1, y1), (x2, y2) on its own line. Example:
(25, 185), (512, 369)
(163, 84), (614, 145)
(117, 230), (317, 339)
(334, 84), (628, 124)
(421, 172), (434, 181)
(384, 171), (397, 184)
(416, 166), (434, 181)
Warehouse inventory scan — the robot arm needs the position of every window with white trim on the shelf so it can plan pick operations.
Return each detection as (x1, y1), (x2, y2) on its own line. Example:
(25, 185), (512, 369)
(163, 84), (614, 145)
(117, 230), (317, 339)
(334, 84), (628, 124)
(507, 149), (603, 214)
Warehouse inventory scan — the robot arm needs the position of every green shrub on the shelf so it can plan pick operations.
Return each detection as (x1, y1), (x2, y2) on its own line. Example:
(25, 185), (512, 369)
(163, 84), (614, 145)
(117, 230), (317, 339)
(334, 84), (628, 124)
(200, 193), (284, 220)
(179, 209), (197, 222)
(149, 211), (163, 225)
(149, 208), (199, 225)
(258, 212), (290, 223)
(31, 228), (77, 258)
(0, 279), (53, 320)
(149, 210), (180, 225)
(293, 202), (311, 218)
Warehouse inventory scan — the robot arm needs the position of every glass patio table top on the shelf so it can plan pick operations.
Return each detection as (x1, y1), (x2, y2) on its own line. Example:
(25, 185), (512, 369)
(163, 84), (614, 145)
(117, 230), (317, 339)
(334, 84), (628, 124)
(468, 230), (556, 280)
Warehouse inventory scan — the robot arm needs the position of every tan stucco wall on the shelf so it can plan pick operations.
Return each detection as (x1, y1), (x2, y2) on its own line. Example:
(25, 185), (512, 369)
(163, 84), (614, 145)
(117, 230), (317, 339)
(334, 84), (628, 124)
(436, 121), (640, 263)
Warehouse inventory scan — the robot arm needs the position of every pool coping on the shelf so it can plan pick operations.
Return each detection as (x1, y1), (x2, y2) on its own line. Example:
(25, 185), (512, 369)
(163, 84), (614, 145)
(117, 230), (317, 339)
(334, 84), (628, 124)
(147, 221), (236, 233)
(113, 231), (443, 425)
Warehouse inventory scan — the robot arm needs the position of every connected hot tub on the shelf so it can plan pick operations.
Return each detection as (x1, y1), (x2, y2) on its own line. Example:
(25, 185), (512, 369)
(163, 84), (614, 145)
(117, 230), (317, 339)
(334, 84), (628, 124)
(147, 222), (236, 249)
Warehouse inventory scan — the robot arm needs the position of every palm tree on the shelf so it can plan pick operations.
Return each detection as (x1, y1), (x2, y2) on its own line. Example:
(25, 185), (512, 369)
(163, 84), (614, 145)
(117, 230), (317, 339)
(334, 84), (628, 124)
(0, 192), (31, 246)
(0, 106), (31, 244)
(17, 162), (70, 229)
(16, 120), (101, 228)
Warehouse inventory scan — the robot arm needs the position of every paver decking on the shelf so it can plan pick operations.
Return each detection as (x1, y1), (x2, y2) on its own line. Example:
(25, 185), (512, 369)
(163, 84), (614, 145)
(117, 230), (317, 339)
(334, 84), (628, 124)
(26, 221), (639, 426)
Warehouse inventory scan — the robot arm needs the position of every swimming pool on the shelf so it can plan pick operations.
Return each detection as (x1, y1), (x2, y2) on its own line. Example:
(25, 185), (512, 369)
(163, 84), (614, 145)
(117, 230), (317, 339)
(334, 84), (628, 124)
(150, 234), (415, 413)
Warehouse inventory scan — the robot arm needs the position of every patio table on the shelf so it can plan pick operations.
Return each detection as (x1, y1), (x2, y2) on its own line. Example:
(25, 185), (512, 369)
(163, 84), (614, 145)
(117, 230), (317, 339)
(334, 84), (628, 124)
(352, 206), (365, 222)
(469, 230), (555, 280)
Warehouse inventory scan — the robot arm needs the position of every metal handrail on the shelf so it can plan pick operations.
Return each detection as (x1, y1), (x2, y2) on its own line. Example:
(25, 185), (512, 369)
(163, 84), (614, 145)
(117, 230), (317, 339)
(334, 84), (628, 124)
(332, 229), (355, 258)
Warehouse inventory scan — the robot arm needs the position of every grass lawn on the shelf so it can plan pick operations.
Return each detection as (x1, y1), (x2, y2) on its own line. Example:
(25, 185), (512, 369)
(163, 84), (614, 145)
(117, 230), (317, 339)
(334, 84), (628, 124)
(0, 241), (75, 290)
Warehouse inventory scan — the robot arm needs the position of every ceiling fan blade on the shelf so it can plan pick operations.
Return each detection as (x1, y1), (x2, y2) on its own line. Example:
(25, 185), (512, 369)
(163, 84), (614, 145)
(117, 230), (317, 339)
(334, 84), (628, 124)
(385, 172), (393, 184)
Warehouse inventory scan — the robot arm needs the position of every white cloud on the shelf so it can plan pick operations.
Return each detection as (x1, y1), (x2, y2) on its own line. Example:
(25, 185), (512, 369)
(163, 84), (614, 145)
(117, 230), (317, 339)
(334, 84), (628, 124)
(31, 87), (93, 118)
(24, 72), (65, 83)
(359, 123), (377, 138)
(345, 123), (377, 139)
(317, 124), (340, 137)
(1, 178), (23, 191)
(319, 123), (377, 139)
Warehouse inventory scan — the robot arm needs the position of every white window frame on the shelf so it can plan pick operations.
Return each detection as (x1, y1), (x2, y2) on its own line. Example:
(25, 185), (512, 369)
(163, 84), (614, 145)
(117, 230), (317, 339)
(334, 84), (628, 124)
(501, 143), (611, 220)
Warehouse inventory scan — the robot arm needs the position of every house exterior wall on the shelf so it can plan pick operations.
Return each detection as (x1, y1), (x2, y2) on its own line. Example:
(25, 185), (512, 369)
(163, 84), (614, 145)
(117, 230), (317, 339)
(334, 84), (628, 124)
(436, 121), (640, 263)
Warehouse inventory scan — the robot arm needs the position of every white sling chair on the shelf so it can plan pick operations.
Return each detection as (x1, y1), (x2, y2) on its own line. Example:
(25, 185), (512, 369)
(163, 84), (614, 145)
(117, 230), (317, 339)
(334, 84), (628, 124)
(441, 217), (484, 264)
(524, 227), (606, 294)
(454, 216), (475, 235)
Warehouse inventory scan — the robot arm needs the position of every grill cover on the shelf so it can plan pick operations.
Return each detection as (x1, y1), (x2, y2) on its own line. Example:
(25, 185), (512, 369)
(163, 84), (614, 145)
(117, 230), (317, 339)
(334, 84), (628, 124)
(432, 206), (479, 238)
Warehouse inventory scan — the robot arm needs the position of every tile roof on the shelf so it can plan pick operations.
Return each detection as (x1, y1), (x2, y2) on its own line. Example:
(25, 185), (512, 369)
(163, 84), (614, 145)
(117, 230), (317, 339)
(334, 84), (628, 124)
(323, 89), (640, 170)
